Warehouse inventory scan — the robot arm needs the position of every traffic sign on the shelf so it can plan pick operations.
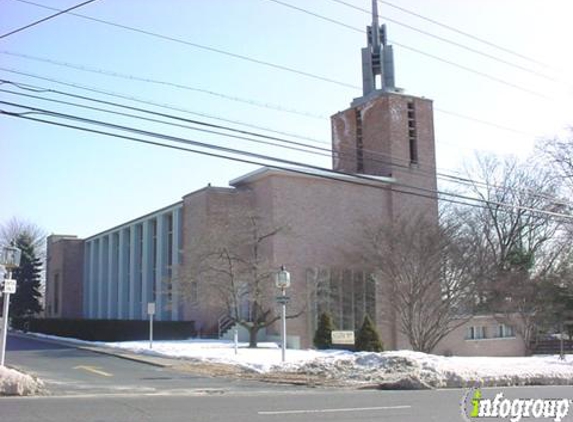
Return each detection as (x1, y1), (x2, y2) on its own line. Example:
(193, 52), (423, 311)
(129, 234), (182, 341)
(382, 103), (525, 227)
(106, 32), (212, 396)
(275, 295), (290, 304)
(2, 279), (16, 294)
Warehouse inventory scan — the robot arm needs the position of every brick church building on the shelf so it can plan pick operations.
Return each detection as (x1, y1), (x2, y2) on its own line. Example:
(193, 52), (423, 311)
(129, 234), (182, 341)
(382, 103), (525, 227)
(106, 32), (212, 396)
(45, 3), (525, 354)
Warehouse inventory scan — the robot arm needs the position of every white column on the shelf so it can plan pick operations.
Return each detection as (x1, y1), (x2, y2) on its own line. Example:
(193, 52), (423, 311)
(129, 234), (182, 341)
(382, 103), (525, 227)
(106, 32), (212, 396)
(129, 225), (137, 320)
(117, 229), (127, 319)
(155, 215), (165, 321)
(83, 242), (91, 318)
(141, 221), (150, 318)
(89, 240), (96, 318)
(97, 237), (106, 319)
(171, 209), (181, 321)
(107, 233), (114, 319)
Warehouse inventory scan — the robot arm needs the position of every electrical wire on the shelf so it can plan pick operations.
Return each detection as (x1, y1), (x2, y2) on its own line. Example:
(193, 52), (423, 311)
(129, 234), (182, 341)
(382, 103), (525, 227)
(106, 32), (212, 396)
(10, 0), (358, 90)
(1, 99), (569, 221)
(0, 107), (538, 216)
(1, 76), (565, 208)
(0, 53), (538, 138)
(0, 0), (98, 39)
(377, 0), (554, 70)
(0, 51), (327, 120)
(328, 0), (561, 83)
(11, 0), (557, 101)
(0, 67), (329, 147)
(291, 0), (559, 83)
(0, 87), (329, 157)
(264, 0), (553, 100)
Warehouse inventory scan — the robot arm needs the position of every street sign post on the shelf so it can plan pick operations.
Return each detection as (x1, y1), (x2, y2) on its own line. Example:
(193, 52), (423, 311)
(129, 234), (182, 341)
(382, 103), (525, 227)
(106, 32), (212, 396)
(0, 246), (21, 367)
(3, 279), (16, 295)
(147, 302), (155, 349)
(275, 266), (291, 363)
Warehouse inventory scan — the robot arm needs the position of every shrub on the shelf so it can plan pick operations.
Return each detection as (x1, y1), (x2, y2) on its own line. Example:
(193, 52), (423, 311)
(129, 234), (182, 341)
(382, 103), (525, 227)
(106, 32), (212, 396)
(313, 312), (334, 349)
(355, 315), (383, 352)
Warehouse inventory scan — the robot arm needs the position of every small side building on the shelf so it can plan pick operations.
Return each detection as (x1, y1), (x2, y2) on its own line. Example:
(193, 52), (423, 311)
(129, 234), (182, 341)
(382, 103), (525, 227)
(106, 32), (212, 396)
(45, 235), (84, 319)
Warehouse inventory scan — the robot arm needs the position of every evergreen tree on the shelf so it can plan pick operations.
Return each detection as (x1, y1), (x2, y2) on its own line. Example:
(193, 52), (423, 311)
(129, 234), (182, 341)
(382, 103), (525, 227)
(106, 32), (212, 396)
(313, 312), (334, 349)
(355, 315), (383, 352)
(8, 233), (43, 317)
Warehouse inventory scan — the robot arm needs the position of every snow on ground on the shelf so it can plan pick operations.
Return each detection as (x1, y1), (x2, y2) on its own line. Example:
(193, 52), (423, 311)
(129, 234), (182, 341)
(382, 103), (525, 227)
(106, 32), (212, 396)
(105, 339), (573, 388)
(283, 350), (573, 389)
(0, 366), (44, 396)
(21, 333), (573, 389)
(104, 339), (350, 372)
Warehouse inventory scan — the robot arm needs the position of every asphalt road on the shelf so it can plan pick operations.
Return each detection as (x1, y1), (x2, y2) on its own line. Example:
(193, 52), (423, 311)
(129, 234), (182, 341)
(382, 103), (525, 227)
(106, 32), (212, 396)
(2, 335), (573, 422)
(4, 334), (282, 395)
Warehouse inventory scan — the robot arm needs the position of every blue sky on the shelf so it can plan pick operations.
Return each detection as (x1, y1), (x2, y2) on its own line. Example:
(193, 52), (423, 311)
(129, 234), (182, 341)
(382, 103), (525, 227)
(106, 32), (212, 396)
(1, 0), (572, 238)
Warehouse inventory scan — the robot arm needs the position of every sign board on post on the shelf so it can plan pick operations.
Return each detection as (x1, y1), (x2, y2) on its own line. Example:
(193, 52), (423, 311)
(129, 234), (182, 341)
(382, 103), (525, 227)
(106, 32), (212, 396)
(3, 279), (16, 294)
(147, 302), (155, 315)
(331, 330), (355, 345)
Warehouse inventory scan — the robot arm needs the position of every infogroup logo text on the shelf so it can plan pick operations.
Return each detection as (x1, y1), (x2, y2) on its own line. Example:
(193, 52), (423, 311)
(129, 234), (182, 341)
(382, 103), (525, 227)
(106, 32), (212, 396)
(462, 389), (570, 422)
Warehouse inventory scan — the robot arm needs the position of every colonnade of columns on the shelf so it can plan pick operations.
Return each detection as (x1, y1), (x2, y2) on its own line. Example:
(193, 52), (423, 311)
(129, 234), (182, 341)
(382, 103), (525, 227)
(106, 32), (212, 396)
(83, 206), (182, 321)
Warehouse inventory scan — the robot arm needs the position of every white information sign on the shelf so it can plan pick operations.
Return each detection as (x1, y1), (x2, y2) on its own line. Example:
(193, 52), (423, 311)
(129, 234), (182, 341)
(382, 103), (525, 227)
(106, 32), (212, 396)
(331, 330), (355, 345)
(147, 302), (156, 315)
(3, 279), (16, 294)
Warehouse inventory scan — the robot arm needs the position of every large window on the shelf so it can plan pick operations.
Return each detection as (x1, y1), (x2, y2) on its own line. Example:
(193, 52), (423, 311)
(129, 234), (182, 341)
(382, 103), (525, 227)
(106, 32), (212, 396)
(308, 268), (376, 331)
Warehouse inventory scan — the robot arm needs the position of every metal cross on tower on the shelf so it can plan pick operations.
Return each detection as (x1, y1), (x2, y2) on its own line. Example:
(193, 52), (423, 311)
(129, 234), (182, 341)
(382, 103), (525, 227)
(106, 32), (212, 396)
(361, 0), (396, 95)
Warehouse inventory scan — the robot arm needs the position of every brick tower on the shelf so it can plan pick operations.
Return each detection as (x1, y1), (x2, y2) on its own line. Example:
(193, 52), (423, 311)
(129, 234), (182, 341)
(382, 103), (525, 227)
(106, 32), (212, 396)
(331, 0), (438, 207)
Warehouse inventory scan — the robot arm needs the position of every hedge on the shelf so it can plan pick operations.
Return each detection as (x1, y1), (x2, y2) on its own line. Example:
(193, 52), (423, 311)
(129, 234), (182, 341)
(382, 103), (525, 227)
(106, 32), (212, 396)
(11, 318), (196, 342)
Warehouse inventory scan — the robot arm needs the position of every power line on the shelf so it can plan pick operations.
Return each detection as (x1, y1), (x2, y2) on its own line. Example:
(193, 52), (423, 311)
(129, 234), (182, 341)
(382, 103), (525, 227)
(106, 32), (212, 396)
(0, 53), (537, 138)
(377, 0), (554, 70)
(5, 2), (555, 135)
(1, 99), (570, 221)
(11, 0), (358, 91)
(0, 50), (327, 120)
(0, 67), (330, 147)
(264, 0), (553, 100)
(0, 0), (98, 39)
(6, 106), (489, 212)
(1, 83), (456, 192)
(12, 0), (556, 101)
(299, 0), (560, 83)
(2, 75), (560, 207)
(0, 87), (330, 158)
(0, 78), (487, 183)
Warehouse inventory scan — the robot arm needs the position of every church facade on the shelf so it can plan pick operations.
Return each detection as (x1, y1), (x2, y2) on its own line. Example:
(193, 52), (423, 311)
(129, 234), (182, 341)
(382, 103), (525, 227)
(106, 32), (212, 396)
(45, 3), (524, 355)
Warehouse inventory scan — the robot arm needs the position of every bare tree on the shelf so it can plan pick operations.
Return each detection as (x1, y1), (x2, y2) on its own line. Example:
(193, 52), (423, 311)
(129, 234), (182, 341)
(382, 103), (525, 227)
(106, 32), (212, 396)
(537, 127), (573, 193)
(184, 209), (301, 347)
(456, 154), (570, 353)
(0, 217), (47, 255)
(363, 212), (476, 353)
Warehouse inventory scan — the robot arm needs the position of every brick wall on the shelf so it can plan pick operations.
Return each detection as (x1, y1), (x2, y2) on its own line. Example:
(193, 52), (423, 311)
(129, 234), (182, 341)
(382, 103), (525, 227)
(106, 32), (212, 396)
(46, 235), (84, 318)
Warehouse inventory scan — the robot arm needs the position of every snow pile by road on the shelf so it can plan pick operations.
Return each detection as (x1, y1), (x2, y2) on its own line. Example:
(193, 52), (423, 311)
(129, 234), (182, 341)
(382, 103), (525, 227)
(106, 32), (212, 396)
(21, 333), (573, 389)
(104, 339), (573, 388)
(0, 366), (44, 396)
(281, 351), (573, 388)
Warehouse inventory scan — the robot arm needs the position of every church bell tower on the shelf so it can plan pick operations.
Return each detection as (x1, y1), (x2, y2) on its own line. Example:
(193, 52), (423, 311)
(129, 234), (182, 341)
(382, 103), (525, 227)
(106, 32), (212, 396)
(331, 0), (437, 197)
